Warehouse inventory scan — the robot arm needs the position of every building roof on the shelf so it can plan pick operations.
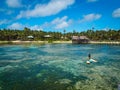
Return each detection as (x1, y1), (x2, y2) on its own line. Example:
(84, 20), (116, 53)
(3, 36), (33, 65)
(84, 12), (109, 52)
(72, 36), (89, 40)
(79, 36), (89, 39)
(72, 36), (79, 40)
(44, 35), (51, 38)
(27, 35), (34, 38)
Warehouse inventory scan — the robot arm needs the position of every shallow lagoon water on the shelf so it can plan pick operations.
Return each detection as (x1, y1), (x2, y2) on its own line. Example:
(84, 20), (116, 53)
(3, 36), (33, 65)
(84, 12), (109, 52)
(0, 44), (120, 90)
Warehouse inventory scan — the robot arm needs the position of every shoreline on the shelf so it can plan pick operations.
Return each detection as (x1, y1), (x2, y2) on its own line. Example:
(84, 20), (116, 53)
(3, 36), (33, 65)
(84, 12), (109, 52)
(89, 41), (120, 44)
(0, 40), (72, 44)
(0, 40), (120, 45)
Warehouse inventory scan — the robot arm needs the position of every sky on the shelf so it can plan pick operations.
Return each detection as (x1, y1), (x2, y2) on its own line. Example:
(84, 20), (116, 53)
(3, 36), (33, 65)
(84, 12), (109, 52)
(0, 0), (120, 32)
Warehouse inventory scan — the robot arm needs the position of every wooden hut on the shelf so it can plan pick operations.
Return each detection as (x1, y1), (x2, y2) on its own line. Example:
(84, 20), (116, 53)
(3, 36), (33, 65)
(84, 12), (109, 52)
(79, 36), (89, 43)
(72, 36), (89, 44)
(44, 35), (52, 40)
(44, 35), (51, 38)
(72, 36), (80, 44)
(27, 35), (34, 40)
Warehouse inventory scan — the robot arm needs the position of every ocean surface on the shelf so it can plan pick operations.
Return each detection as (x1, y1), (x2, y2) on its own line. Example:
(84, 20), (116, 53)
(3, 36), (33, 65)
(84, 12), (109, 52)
(0, 44), (120, 90)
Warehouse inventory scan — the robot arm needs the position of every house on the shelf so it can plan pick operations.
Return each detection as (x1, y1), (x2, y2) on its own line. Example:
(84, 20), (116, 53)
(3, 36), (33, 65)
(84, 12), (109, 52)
(27, 35), (34, 39)
(79, 36), (89, 43)
(72, 36), (80, 44)
(27, 35), (34, 41)
(27, 35), (34, 40)
(44, 35), (52, 40)
(44, 35), (51, 38)
(72, 36), (89, 44)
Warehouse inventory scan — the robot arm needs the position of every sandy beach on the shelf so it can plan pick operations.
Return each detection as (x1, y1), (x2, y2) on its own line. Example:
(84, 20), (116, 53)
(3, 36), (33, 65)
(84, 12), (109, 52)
(0, 40), (120, 44)
(0, 40), (72, 44)
(89, 41), (120, 44)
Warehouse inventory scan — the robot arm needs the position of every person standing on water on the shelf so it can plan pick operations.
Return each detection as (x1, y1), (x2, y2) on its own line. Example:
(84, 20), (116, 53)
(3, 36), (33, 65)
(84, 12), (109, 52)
(86, 53), (97, 64)
(88, 53), (91, 59)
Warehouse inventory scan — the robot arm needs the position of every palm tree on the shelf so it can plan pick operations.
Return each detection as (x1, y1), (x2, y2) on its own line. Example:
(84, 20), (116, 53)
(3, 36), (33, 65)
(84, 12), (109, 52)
(73, 30), (76, 36)
(63, 29), (66, 40)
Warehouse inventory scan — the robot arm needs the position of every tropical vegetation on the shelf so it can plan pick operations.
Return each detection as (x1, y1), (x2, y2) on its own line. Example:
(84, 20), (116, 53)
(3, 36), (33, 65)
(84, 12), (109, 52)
(0, 27), (120, 41)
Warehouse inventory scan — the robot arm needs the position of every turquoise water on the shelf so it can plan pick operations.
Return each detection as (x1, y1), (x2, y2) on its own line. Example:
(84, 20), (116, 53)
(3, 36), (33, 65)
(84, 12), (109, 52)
(0, 44), (120, 90)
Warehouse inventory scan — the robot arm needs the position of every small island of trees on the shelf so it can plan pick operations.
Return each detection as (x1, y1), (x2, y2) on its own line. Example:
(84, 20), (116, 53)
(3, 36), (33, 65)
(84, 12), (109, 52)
(0, 27), (120, 41)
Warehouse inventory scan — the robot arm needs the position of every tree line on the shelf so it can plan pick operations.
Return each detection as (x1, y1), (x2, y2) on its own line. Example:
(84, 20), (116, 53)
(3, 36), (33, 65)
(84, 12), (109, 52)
(0, 27), (120, 41)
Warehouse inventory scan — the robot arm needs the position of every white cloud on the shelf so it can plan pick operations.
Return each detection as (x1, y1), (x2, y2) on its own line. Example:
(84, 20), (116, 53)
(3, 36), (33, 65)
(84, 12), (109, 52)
(79, 13), (101, 23)
(7, 16), (72, 30)
(87, 0), (98, 2)
(30, 25), (43, 31)
(7, 23), (43, 30)
(51, 16), (68, 24)
(17, 0), (75, 18)
(39, 16), (72, 30)
(0, 19), (9, 25)
(6, 0), (22, 8)
(112, 8), (120, 18)
(7, 23), (24, 30)
(55, 21), (69, 29)
(51, 16), (72, 29)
